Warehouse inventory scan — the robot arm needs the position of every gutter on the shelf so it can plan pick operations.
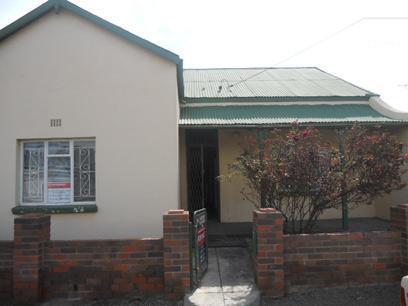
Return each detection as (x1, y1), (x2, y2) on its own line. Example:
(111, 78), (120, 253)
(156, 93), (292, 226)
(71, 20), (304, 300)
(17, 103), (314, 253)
(180, 101), (370, 108)
(369, 96), (408, 120)
(178, 121), (408, 129)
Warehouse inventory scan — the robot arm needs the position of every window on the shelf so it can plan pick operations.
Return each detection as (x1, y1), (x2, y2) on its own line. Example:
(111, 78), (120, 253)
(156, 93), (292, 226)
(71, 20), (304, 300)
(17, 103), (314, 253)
(21, 139), (95, 205)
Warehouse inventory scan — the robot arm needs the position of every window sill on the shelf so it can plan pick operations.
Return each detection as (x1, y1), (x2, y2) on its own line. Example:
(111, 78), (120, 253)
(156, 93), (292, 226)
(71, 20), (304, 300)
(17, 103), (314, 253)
(12, 204), (98, 215)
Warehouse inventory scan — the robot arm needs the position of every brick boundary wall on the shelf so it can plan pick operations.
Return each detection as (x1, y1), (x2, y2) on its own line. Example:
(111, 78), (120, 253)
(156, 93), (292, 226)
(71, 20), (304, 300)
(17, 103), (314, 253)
(253, 205), (408, 297)
(43, 239), (164, 300)
(390, 204), (408, 275)
(284, 231), (401, 292)
(163, 209), (191, 300)
(13, 214), (50, 304)
(1, 209), (190, 304)
(0, 241), (13, 300)
(253, 208), (284, 297)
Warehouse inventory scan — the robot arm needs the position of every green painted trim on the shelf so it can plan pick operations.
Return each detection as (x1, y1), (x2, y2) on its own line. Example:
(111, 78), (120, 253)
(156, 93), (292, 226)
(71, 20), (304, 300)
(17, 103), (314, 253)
(179, 104), (408, 127)
(177, 59), (185, 100)
(0, 0), (181, 65)
(60, 1), (181, 64)
(0, 0), (184, 100)
(179, 121), (408, 128)
(12, 204), (98, 215)
(0, 1), (54, 42)
(183, 95), (375, 103)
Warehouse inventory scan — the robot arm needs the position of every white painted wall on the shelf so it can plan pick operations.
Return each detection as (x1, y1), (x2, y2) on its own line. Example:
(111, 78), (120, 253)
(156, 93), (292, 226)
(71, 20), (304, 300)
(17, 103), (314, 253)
(0, 10), (179, 239)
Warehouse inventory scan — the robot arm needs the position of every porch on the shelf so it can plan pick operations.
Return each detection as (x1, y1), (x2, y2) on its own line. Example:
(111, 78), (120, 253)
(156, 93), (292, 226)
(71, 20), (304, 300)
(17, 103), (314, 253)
(179, 67), (408, 231)
(179, 127), (408, 234)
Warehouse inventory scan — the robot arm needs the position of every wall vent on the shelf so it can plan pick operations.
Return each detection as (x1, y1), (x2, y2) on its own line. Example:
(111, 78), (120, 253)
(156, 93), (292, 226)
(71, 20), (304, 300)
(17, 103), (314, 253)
(50, 119), (62, 127)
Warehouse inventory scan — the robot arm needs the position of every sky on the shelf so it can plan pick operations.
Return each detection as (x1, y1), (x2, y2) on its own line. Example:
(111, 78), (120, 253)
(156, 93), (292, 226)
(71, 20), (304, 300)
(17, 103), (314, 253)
(1, 0), (408, 111)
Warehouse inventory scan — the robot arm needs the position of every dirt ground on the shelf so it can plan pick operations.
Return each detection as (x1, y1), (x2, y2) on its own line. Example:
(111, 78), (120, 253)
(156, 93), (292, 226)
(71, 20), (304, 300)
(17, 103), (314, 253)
(1, 283), (399, 305)
(261, 284), (399, 306)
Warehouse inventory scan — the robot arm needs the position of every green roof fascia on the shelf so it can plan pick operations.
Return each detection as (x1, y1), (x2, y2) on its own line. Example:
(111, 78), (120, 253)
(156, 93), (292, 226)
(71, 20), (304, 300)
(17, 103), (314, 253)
(183, 95), (377, 104)
(0, 1), (54, 41)
(179, 121), (408, 129)
(179, 104), (408, 127)
(177, 60), (185, 100)
(0, 0), (181, 65)
(0, 0), (185, 98)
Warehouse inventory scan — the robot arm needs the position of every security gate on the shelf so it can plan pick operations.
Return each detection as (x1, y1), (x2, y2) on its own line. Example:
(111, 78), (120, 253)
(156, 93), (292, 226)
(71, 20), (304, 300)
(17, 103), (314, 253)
(190, 208), (208, 288)
(187, 146), (204, 213)
(186, 129), (220, 221)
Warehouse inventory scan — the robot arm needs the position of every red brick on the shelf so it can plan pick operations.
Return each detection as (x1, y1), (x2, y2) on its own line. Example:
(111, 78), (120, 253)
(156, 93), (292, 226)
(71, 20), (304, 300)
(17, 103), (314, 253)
(253, 209), (284, 297)
(13, 214), (50, 304)
(40, 238), (164, 301)
(163, 210), (190, 301)
(283, 229), (402, 292)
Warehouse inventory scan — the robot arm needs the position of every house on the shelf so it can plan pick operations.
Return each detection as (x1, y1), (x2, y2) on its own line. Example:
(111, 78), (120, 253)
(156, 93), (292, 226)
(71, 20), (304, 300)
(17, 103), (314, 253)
(0, 0), (407, 241)
(0, 0), (181, 240)
(179, 68), (408, 224)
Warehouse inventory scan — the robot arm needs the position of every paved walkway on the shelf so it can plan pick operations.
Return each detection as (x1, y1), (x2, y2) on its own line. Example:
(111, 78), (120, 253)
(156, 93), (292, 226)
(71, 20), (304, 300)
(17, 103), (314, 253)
(207, 222), (251, 247)
(184, 247), (260, 306)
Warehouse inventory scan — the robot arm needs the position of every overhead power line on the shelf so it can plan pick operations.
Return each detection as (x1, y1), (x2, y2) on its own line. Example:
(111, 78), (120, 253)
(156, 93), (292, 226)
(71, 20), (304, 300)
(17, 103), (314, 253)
(226, 17), (408, 91)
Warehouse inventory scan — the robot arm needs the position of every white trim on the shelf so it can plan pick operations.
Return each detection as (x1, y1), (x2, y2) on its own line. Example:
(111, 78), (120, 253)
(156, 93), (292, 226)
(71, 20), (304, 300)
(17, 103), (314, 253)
(180, 101), (370, 108)
(368, 96), (408, 120)
(20, 141), (46, 205)
(44, 140), (48, 204)
(70, 141), (74, 204)
(19, 138), (96, 206)
(19, 142), (24, 205)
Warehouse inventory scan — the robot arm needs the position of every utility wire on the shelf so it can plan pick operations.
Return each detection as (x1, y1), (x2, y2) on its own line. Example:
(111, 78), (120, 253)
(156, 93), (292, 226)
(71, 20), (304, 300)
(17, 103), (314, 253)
(227, 16), (408, 90)
(275, 16), (408, 66)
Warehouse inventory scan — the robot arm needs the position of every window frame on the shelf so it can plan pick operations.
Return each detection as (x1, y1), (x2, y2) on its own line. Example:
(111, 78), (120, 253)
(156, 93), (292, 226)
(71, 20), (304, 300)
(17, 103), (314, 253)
(20, 139), (96, 206)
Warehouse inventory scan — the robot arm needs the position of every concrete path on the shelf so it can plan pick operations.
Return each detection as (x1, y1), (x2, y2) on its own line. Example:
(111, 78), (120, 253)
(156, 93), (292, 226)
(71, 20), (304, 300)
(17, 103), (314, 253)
(208, 222), (251, 247)
(184, 247), (260, 306)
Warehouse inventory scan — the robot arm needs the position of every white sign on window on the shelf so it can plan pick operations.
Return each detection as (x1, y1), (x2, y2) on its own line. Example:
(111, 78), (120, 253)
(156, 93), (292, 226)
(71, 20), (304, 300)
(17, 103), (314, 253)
(47, 155), (71, 204)
(47, 182), (71, 203)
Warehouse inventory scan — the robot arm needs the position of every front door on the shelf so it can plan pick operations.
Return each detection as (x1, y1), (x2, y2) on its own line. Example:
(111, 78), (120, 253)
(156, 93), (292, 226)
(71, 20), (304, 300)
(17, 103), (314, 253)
(186, 129), (220, 221)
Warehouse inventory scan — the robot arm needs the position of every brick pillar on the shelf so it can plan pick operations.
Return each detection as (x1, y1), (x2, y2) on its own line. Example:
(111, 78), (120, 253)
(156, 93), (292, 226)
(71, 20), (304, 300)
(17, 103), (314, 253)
(163, 209), (190, 300)
(390, 204), (408, 275)
(13, 214), (50, 304)
(253, 208), (284, 297)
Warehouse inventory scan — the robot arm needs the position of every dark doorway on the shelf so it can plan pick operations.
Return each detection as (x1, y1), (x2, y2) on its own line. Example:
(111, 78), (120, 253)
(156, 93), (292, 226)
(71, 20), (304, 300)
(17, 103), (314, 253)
(186, 129), (220, 221)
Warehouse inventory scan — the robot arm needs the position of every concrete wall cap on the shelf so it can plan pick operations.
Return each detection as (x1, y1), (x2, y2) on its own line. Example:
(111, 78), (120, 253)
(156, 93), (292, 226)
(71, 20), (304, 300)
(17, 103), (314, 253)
(167, 209), (187, 215)
(258, 208), (277, 213)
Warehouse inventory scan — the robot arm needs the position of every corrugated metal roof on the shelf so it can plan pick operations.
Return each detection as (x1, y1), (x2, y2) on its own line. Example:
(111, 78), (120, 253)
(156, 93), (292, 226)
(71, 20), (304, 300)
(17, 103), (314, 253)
(183, 67), (375, 101)
(180, 104), (404, 126)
